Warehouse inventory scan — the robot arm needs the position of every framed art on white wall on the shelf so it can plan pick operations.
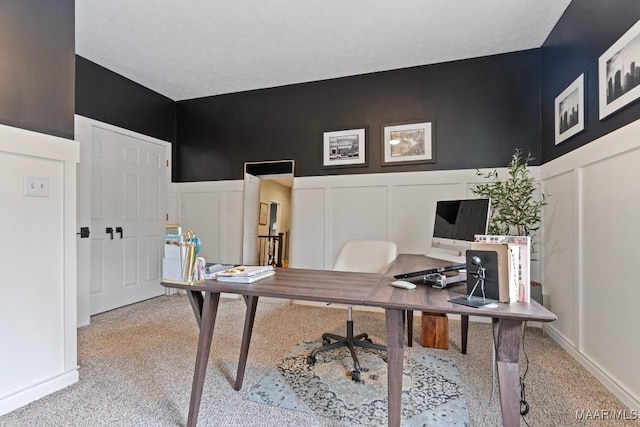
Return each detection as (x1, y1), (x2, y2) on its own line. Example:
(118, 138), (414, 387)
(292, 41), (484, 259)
(555, 73), (585, 144)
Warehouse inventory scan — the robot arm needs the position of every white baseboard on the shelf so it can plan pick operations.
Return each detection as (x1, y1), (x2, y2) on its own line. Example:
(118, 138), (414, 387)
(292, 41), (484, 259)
(545, 325), (640, 412)
(0, 370), (79, 416)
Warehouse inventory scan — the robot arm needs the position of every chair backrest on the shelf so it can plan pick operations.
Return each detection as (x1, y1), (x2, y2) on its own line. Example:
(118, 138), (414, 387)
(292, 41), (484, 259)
(332, 240), (398, 274)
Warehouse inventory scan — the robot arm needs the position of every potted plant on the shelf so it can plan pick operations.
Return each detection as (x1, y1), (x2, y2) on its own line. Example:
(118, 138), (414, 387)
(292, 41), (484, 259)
(472, 148), (547, 303)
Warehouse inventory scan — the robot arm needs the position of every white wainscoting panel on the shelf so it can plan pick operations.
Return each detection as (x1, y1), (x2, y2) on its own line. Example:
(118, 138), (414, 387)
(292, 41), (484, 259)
(180, 191), (221, 263)
(541, 170), (578, 347)
(391, 183), (460, 254)
(287, 169), (499, 269)
(328, 186), (389, 269)
(221, 190), (245, 264)
(176, 181), (244, 265)
(0, 124), (79, 416)
(541, 118), (640, 412)
(581, 148), (640, 400)
(289, 188), (325, 269)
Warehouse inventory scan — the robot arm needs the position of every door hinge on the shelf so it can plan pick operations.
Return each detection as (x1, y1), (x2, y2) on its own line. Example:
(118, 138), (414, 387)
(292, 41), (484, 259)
(166, 213), (169, 221)
(166, 160), (169, 167)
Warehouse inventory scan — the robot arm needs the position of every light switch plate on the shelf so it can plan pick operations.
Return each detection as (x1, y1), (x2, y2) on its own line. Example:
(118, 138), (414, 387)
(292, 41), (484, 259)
(24, 176), (49, 198)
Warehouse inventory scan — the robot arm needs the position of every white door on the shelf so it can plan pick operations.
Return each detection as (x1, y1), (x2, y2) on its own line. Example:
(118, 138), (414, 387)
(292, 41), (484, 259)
(89, 126), (167, 315)
(242, 173), (261, 265)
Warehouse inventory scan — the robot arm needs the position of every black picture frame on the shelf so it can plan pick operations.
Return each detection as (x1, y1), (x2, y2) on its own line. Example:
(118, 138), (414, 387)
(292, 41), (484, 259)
(321, 127), (367, 169)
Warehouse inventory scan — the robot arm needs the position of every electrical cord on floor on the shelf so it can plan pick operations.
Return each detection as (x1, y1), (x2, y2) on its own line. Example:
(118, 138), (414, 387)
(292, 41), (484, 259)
(520, 322), (531, 426)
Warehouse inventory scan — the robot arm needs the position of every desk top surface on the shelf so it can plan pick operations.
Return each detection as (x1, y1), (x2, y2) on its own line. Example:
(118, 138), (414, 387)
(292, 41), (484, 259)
(162, 254), (556, 323)
(164, 268), (383, 306)
(373, 254), (556, 322)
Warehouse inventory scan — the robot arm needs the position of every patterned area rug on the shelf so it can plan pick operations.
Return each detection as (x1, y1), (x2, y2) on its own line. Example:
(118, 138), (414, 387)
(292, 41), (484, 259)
(244, 340), (470, 426)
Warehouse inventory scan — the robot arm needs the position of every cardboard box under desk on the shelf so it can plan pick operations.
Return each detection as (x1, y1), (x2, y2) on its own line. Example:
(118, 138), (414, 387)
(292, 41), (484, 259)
(421, 312), (448, 349)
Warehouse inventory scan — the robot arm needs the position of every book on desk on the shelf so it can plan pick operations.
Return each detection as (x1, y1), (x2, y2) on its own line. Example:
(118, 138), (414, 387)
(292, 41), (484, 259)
(215, 265), (275, 283)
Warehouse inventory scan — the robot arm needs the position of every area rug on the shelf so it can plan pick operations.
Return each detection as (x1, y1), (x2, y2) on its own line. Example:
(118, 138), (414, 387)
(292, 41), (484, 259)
(244, 340), (470, 426)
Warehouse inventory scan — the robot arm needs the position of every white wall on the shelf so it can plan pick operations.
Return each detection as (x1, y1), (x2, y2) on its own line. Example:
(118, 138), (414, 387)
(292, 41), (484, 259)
(176, 180), (244, 265)
(288, 170), (530, 270)
(0, 124), (79, 415)
(174, 168), (531, 268)
(175, 169), (509, 308)
(541, 118), (640, 412)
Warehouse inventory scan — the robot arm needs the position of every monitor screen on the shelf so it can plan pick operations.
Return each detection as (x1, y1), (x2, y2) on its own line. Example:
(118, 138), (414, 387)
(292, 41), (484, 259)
(431, 198), (490, 257)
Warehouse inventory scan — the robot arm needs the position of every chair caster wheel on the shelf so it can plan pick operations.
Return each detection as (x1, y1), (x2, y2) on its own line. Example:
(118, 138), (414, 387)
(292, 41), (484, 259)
(307, 356), (316, 365)
(322, 338), (331, 346)
(351, 370), (361, 382)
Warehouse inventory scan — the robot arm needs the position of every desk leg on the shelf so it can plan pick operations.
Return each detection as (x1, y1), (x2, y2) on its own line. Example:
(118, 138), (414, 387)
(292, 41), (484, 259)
(492, 318), (523, 427)
(187, 290), (204, 327)
(234, 295), (259, 391)
(187, 292), (221, 427)
(406, 310), (413, 347)
(461, 315), (469, 354)
(385, 308), (405, 427)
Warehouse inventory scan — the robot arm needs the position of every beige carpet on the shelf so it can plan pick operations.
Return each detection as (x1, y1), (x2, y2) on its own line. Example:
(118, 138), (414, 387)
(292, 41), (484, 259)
(0, 294), (637, 426)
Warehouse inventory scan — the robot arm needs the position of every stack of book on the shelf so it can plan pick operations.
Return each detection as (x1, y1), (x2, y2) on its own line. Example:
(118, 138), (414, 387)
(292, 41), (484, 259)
(472, 235), (531, 303)
(215, 265), (275, 283)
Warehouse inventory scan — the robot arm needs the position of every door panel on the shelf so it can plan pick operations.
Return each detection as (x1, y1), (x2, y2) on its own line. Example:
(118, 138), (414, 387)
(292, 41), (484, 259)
(146, 237), (161, 281)
(89, 125), (167, 315)
(90, 240), (103, 294)
(122, 238), (138, 287)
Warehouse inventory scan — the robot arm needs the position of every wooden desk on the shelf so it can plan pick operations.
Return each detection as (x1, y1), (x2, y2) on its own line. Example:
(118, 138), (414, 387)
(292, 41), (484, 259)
(162, 262), (556, 427)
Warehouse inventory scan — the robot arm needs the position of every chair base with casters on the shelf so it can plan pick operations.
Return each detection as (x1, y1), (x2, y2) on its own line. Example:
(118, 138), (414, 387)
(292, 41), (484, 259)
(306, 307), (386, 382)
(306, 240), (398, 382)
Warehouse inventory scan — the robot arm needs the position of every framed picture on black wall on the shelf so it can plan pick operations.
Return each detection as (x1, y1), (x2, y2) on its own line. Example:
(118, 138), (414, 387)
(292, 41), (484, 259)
(555, 73), (585, 145)
(382, 121), (435, 166)
(599, 19), (640, 120)
(321, 127), (366, 168)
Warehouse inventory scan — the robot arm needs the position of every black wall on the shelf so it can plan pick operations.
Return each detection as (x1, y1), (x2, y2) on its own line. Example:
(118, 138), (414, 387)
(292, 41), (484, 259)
(175, 49), (541, 182)
(541, 0), (640, 163)
(75, 56), (176, 144)
(0, 0), (75, 139)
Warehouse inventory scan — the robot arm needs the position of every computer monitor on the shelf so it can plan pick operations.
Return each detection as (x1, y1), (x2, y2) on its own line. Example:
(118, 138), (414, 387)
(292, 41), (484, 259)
(428, 198), (490, 263)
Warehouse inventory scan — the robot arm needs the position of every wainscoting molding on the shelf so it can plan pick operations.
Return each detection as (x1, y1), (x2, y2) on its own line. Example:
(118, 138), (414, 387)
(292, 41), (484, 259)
(541, 118), (640, 412)
(0, 124), (79, 415)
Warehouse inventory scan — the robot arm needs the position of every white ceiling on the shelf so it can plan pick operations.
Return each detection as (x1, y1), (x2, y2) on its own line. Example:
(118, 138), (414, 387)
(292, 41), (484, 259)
(76, 0), (571, 101)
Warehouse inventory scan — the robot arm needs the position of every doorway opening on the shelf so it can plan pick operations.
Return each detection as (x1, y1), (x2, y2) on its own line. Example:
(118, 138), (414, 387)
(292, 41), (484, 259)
(242, 160), (294, 267)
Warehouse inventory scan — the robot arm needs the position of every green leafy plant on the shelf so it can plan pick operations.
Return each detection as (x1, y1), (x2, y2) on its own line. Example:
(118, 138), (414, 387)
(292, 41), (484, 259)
(472, 149), (547, 237)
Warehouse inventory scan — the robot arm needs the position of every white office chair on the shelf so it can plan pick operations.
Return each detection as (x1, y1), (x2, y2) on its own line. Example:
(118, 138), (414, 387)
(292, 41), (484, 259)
(307, 239), (398, 381)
